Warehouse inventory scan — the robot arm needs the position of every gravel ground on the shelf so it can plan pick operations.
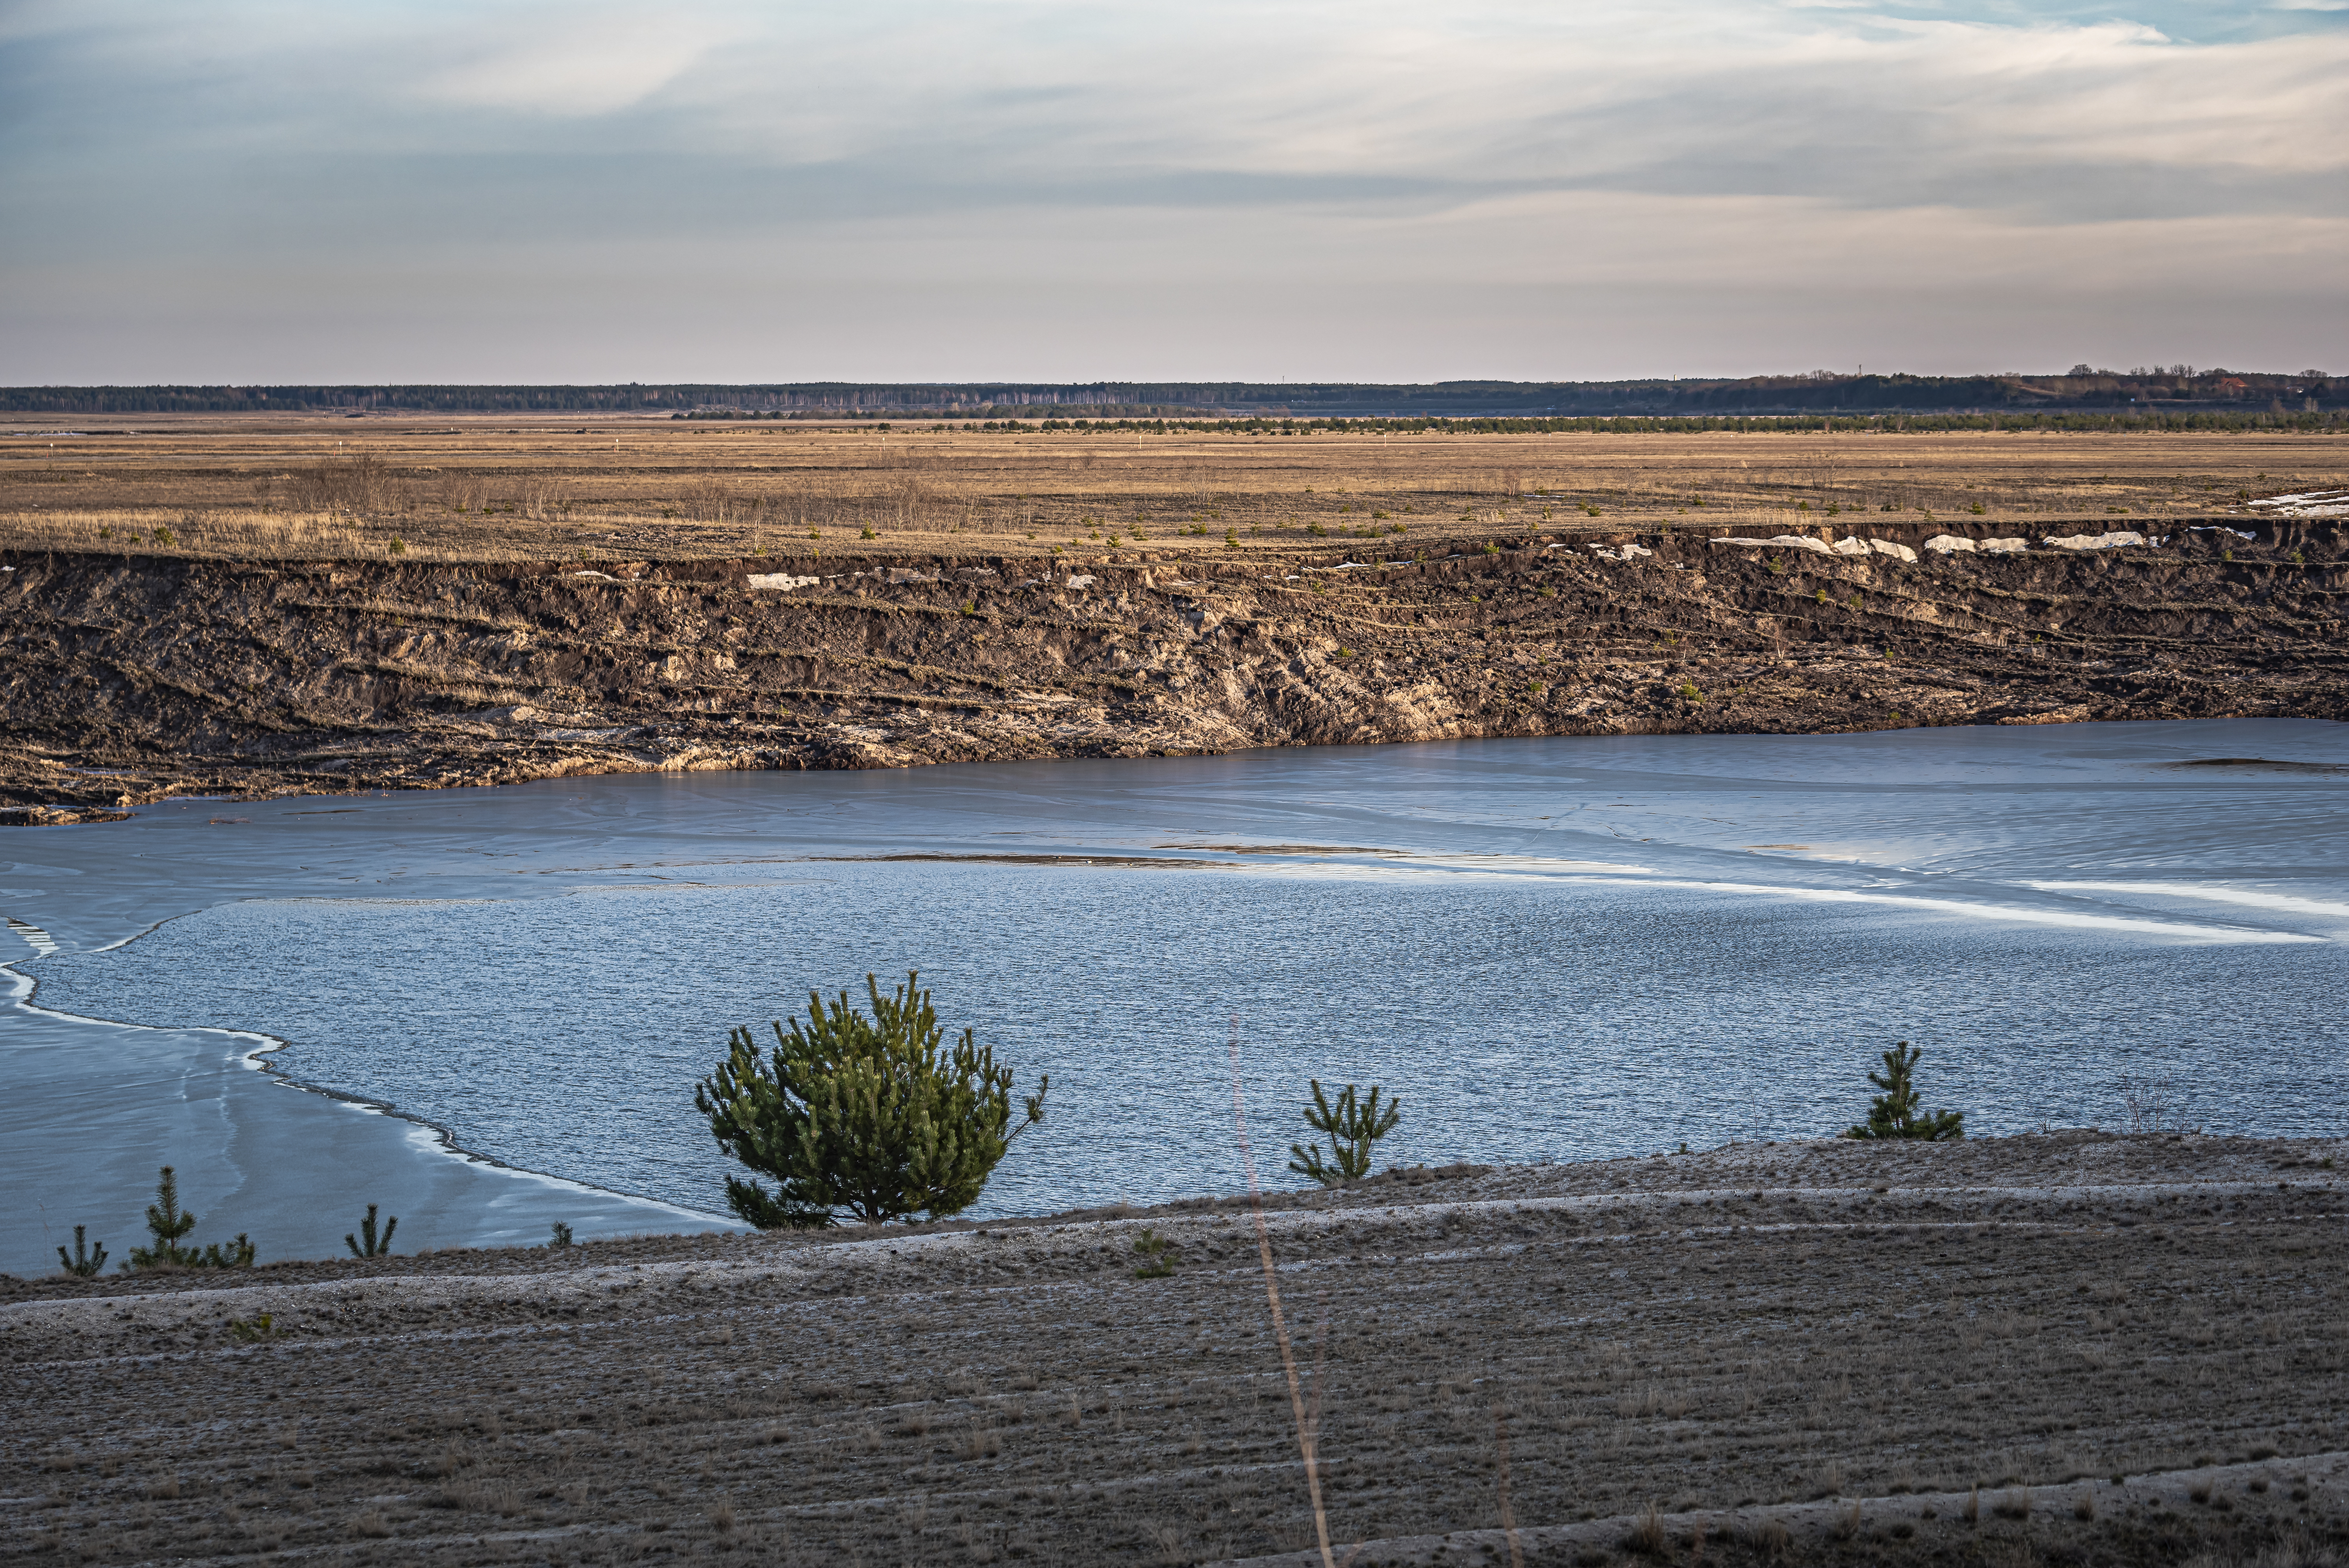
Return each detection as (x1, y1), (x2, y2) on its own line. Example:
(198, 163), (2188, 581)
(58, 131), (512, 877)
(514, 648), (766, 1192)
(5, 1131), (2346, 1566)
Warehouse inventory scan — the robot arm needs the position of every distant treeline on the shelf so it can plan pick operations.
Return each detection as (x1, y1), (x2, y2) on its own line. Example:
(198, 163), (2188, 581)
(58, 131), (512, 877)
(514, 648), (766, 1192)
(740, 411), (2346, 436)
(3, 370), (2337, 418)
(677, 403), (1219, 422)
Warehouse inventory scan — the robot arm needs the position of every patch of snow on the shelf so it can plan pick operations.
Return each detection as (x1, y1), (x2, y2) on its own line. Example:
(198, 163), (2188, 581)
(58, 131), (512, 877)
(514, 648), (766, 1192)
(2250, 487), (2349, 517)
(1712, 535), (1835, 556)
(744, 572), (819, 591)
(2043, 531), (2148, 551)
(1063, 574), (1096, 589)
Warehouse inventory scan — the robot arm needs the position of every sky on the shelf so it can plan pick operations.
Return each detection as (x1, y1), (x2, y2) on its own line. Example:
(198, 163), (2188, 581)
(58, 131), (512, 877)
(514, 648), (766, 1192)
(0, 0), (2342, 384)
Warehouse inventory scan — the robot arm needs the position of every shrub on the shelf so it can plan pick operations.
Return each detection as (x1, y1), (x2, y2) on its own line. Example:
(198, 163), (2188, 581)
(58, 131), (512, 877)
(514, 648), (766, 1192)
(1131, 1228), (1178, 1278)
(1841, 1042), (1964, 1140)
(696, 972), (1047, 1226)
(345, 1203), (398, 1258)
(1289, 1080), (1401, 1185)
(126, 1167), (256, 1270)
(56, 1225), (107, 1278)
(548, 1221), (575, 1249)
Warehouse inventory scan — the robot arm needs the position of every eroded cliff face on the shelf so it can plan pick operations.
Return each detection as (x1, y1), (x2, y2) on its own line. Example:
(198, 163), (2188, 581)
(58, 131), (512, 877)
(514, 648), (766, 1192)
(4, 520), (2344, 804)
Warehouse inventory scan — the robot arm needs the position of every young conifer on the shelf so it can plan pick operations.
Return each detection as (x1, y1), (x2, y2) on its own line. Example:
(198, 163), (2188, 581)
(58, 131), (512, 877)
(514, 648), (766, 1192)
(1842, 1042), (1965, 1140)
(128, 1166), (202, 1268)
(1289, 1079), (1402, 1185)
(125, 1167), (258, 1269)
(695, 971), (1048, 1227)
(345, 1204), (398, 1258)
(57, 1225), (107, 1278)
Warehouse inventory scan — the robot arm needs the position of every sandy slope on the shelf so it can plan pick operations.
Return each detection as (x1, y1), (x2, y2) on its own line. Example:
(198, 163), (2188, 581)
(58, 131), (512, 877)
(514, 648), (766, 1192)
(4, 1132), (2346, 1565)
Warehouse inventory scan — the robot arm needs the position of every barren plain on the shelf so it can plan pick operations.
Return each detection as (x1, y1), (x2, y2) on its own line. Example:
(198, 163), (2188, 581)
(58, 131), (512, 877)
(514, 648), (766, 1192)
(2, 417), (2345, 805)
(5, 1133), (2347, 1566)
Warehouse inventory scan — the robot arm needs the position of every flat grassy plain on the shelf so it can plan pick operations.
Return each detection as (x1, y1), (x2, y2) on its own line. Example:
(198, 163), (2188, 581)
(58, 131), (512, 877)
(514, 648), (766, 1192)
(1, 415), (2337, 565)
(5, 1135), (2345, 1567)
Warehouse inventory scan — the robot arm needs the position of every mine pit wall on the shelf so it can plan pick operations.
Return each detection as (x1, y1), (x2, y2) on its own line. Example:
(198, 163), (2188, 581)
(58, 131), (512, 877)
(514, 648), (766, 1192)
(3, 517), (2345, 805)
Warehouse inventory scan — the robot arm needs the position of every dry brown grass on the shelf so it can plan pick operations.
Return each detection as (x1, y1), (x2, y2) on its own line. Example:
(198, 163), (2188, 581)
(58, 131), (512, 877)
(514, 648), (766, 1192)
(1, 413), (2336, 566)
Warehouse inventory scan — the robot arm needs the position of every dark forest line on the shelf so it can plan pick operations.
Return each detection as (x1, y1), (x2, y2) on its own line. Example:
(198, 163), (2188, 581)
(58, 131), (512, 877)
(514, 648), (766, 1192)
(3, 369), (2339, 418)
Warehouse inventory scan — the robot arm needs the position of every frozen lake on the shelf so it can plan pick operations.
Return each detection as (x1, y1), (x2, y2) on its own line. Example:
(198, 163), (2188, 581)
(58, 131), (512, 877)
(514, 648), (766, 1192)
(6, 719), (2347, 1273)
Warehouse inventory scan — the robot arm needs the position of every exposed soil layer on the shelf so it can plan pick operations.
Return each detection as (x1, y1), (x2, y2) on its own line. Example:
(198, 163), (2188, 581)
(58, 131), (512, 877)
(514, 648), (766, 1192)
(4, 1134), (2345, 1565)
(6, 515), (2348, 805)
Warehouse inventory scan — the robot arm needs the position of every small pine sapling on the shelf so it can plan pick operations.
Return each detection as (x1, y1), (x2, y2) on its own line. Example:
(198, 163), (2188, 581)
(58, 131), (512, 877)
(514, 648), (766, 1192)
(127, 1166), (202, 1268)
(201, 1234), (257, 1269)
(57, 1225), (108, 1278)
(1842, 1042), (1965, 1140)
(1289, 1079), (1402, 1185)
(1131, 1227), (1178, 1278)
(345, 1204), (398, 1258)
(126, 1167), (257, 1269)
(549, 1221), (575, 1249)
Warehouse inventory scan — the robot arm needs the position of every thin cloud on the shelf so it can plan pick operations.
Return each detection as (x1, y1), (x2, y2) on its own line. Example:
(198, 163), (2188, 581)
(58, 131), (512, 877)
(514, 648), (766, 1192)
(1, 0), (2342, 380)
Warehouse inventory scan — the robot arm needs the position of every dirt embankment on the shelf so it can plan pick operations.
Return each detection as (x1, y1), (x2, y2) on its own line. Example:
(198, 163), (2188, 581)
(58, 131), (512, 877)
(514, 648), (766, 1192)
(4, 518), (2345, 805)
(5, 1134), (2346, 1566)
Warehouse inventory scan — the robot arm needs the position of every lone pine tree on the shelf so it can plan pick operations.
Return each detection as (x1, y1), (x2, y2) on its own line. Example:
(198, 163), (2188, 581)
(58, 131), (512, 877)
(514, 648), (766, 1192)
(345, 1203), (398, 1258)
(695, 971), (1047, 1228)
(1843, 1042), (1965, 1140)
(127, 1166), (201, 1268)
(56, 1225), (107, 1278)
(1290, 1079), (1402, 1185)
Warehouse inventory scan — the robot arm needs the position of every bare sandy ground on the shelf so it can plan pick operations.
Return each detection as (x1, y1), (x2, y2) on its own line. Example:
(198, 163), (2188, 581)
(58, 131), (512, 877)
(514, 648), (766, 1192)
(5, 1132), (2346, 1565)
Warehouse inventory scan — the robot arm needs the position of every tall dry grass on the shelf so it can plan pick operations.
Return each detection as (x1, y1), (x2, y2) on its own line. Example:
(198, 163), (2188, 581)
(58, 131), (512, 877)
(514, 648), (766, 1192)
(3, 422), (2316, 568)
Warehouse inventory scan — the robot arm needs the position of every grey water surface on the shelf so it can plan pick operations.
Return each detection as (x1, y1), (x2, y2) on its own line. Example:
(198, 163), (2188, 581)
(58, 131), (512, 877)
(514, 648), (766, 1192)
(6, 720), (2346, 1272)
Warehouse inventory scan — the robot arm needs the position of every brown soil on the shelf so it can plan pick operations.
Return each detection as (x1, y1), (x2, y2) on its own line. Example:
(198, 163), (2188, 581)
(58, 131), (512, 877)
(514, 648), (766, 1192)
(7, 515), (2349, 805)
(5, 420), (2343, 805)
(4, 1134), (2344, 1565)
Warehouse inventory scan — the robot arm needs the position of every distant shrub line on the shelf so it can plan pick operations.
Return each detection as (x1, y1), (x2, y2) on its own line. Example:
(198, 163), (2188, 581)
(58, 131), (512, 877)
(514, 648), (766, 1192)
(671, 411), (2347, 437)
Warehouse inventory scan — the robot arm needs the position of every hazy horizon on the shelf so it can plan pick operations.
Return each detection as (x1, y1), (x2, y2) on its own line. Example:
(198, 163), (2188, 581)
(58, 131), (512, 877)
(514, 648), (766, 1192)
(3, 1), (2342, 386)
